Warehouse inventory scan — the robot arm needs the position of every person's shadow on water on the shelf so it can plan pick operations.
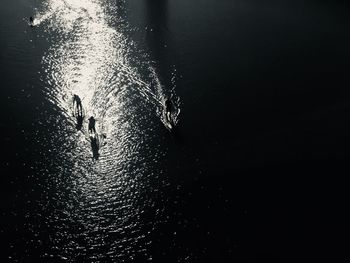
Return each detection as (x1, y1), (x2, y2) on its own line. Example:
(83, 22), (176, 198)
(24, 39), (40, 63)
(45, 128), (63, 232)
(90, 136), (100, 160)
(76, 115), (83, 130)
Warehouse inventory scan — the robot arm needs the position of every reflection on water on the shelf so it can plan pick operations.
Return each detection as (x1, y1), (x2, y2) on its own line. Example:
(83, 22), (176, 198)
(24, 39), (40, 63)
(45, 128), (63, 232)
(25, 0), (180, 260)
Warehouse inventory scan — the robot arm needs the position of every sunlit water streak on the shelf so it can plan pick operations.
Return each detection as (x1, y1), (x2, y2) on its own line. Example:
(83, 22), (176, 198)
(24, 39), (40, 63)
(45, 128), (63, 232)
(24, 0), (180, 261)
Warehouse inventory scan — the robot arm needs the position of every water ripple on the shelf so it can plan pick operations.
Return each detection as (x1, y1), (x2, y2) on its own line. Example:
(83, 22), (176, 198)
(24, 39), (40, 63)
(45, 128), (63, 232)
(25, 0), (179, 260)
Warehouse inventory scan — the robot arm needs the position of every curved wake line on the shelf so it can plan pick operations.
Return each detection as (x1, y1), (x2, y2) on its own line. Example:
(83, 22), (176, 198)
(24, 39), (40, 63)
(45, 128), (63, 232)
(37, 0), (175, 123)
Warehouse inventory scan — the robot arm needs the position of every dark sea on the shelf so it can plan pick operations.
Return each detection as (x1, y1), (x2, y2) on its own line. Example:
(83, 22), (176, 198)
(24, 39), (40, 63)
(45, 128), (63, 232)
(1, 0), (350, 262)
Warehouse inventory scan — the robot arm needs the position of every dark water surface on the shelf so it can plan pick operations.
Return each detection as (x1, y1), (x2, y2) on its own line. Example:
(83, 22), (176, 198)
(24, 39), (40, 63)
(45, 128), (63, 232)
(1, 0), (350, 262)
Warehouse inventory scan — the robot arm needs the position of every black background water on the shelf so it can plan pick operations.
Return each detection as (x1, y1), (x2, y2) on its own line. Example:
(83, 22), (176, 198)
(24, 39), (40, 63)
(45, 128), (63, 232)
(1, 0), (350, 262)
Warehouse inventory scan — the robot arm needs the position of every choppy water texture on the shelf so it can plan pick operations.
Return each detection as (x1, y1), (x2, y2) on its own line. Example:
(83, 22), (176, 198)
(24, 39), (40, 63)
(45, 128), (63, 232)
(6, 0), (180, 262)
(2, 0), (350, 262)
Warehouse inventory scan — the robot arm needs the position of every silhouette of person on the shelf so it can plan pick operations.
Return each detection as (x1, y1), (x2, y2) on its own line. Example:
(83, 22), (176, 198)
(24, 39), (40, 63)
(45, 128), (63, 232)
(88, 116), (96, 134)
(29, 16), (34, 26)
(73, 94), (83, 116)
